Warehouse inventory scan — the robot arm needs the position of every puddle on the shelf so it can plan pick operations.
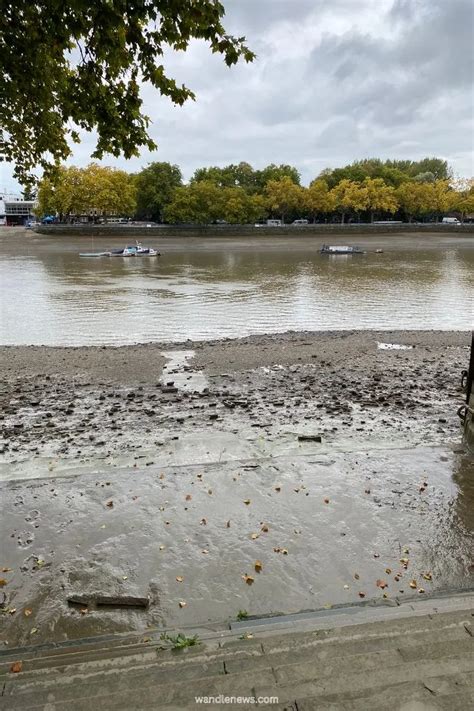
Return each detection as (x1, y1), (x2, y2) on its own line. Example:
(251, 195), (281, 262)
(160, 350), (208, 392)
(377, 342), (413, 350)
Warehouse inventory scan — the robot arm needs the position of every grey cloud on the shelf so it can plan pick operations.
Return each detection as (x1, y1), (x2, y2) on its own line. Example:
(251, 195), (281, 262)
(2, 0), (473, 192)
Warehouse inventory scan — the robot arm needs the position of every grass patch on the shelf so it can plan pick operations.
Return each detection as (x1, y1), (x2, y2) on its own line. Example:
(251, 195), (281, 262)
(237, 609), (249, 620)
(160, 632), (200, 649)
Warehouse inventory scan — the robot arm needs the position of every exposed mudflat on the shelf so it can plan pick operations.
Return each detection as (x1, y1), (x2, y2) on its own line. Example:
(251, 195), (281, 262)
(0, 330), (469, 470)
(0, 330), (473, 647)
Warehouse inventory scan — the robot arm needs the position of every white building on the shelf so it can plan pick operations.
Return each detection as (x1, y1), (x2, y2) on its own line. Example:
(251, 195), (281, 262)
(0, 193), (36, 225)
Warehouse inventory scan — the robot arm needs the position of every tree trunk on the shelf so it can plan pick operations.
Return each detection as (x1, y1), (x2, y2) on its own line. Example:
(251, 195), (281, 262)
(341, 212), (345, 224)
(370, 210), (374, 223)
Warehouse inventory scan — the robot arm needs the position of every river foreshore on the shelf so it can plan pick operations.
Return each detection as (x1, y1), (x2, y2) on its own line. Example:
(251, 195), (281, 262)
(0, 329), (470, 467)
(1, 329), (473, 648)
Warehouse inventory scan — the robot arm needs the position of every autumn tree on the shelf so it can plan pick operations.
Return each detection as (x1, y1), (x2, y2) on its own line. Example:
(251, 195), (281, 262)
(451, 178), (474, 223)
(264, 176), (304, 222)
(330, 180), (368, 223)
(425, 180), (453, 221)
(134, 162), (182, 221)
(255, 164), (300, 191)
(303, 179), (335, 222)
(395, 182), (431, 222)
(36, 164), (136, 219)
(363, 177), (398, 222)
(1, 1), (254, 186)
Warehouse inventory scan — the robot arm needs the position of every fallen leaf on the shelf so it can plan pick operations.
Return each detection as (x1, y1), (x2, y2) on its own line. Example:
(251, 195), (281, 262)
(185, 494), (192, 501)
(106, 500), (114, 508)
(274, 485), (281, 492)
(178, 601), (187, 608)
(273, 547), (281, 553)
(10, 661), (22, 674)
(243, 499), (251, 505)
(24, 609), (32, 617)
(159, 473), (165, 479)
(261, 524), (269, 533)
(122, 576), (128, 580)
(422, 572), (432, 581)
(364, 489), (371, 494)
(385, 568), (392, 575)
(376, 579), (388, 589)
(354, 573), (360, 580)
(323, 498), (330, 504)
(197, 473), (203, 479)
(30, 628), (38, 635)
(343, 584), (349, 590)
(176, 576), (184, 583)
(0, 579), (7, 587)
(409, 580), (417, 589)
(242, 574), (254, 586)
(200, 518), (207, 525)
(80, 608), (88, 615)
(2, 567), (12, 573)
(240, 633), (253, 640)
(9, 608), (16, 614)
(159, 545), (165, 551)
(226, 520), (231, 528)
(281, 548), (288, 555)
(36, 559), (45, 568)
(418, 588), (425, 594)
(250, 533), (259, 540)
(201, 549), (209, 554)
(358, 592), (366, 598)
(400, 558), (409, 568)
(208, 489), (213, 495)
(254, 560), (263, 573)
(373, 553), (380, 559)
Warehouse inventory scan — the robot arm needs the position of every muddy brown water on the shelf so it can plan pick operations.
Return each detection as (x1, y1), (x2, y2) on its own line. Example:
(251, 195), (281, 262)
(0, 232), (473, 345)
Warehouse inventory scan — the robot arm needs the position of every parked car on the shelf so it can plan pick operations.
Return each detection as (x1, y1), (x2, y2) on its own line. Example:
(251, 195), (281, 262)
(442, 217), (461, 225)
(292, 219), (309, 225)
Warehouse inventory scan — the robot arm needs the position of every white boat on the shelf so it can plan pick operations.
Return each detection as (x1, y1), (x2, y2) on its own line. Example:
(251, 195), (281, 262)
(320, 244), (365, 255)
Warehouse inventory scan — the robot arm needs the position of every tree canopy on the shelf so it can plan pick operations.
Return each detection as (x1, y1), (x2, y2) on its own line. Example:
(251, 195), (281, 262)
(36, 164), (136, 218)
(134, 162), (182, 221)
(0, 1), (254, 186)
(320, 158), (450, 189)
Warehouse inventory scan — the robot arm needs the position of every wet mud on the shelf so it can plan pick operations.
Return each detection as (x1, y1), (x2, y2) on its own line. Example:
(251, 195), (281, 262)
(0, 330), (473, 647)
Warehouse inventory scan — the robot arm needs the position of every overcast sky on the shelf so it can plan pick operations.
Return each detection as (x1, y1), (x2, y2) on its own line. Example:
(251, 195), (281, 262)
(2, 0), (473, 192)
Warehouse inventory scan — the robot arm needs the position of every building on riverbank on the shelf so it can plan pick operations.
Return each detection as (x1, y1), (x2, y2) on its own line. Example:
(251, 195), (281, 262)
(0, 194), (35, 226)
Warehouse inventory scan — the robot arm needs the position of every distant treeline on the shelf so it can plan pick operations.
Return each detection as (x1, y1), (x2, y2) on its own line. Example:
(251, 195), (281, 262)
(36, 158), (474, 224)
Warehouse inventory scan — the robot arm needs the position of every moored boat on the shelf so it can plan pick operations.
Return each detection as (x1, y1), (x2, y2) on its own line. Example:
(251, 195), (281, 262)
(320, 244), (365, 255)
(80, 242), (160, 258)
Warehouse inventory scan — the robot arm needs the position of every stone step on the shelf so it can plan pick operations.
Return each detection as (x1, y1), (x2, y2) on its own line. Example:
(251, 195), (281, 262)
(3, 613), (470, 686)
(258, 657), (474, 706)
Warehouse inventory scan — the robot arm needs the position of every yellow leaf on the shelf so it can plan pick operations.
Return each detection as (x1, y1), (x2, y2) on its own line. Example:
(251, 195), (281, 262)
(254, 560), (263, 573)
(0, 579), (7, 587)
(242, 574), (254, 585)
(261, 524), (269, 533)
(409, 580), (417, 589)
(10, 661), (22, 673)
(179, 601), (187, 608)
(24, 609), (32, 617)
(176, 576), (183, 582)
(243, 499), (251, 505)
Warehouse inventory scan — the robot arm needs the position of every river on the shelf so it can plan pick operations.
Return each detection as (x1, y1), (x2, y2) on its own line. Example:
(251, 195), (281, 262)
(0, 231), (473, 345)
